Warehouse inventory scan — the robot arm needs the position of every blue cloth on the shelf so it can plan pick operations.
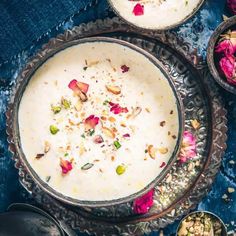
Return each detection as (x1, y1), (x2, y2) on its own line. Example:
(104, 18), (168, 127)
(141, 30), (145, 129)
(0, 0), (235, 235)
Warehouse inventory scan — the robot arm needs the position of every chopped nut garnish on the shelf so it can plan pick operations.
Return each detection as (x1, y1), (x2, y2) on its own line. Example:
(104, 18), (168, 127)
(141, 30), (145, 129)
(81, 163), (94, 170)
(120, 122), (126, 127)
(108, 117), (116, 122)
(170, 110), (173, 114)
(116, 164), (126, 175)
(68, 119), (75, 126)
(35, 153), (45, 159)
(50, 125), (59, 135)
(158, 147), (168, 154)
(102, 127), (115, 139)
(145, 108), (150, 113)
(148, 145), (157, 159)
(87, 60), (99, 67)
(191, 119), (200, 130)
(105, 85), (121, 95)
(74, 100), (82, 111)
(172, 135), (177, 139)
(44, 141), (51, 153)
(61, 97), (71, 109)
(114, 140), (121, 149)
(111, 156), (115, 161)
(228, 187), (235, 193)
(101, 116), (107, 121)
(160, 121), (166, 127)
(127, 107), (142, 119)
(77, 90), (88, 102)
(51, 105), (61, 114)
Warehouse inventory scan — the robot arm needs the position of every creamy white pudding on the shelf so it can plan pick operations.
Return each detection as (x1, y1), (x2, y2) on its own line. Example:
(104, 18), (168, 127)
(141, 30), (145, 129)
(18, 39), (180, 201)
(109, 0), (203, 30)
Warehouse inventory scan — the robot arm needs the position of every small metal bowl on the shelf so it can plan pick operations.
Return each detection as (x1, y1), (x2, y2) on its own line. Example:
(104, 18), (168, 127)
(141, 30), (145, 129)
(7, 36), (184, 208)
(207, 15), (236, 95)
(107, 0), (205, 31)
(176, 211), (227, 236)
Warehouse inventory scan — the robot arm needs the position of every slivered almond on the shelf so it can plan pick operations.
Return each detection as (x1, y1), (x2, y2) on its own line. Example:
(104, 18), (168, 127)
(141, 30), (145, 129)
(120, 122), (126, 127)
(101, 116), (107, 121)
(105, 85), (121, 95)
(44, 141), (51, 153)
(108, 117), (116, 122)
(87, 60), (99, 67)
(158, 147), (168, 154)
(102, 127), (115, 139)
(74, 100), (82, 111)
(127, 107), (142, 119)
(191, 119), (200, 130)
(148, 145), (157, 159)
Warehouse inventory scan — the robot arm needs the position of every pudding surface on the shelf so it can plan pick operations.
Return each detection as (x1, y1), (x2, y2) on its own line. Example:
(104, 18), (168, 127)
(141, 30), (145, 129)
(18, 40), (180, 201)
(110, 0), (203, 29)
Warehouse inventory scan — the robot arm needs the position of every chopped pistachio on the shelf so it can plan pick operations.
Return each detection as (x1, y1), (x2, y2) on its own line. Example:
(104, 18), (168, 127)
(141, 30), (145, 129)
(45, 176), (51, 183)
(103, 100), (109, 105)
(116, 165), (126, 175)
(83, 66), (88, 71)
(51, 105), (61, 114)
(61, 98), (71, 109)
(89, 129), (95, 136)
(81, 163), (94, 170)
(35, 153), (45, 159)
(64, 153), (69, 157)
(114, 140), (121, 149)
(50, 125), (59, 135)
(81, 134), (85, 138)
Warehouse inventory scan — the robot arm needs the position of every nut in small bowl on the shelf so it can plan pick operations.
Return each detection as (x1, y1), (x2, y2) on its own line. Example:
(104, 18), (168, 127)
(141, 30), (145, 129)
(176, 211), (227, 236)
(207, 15), (236, 94)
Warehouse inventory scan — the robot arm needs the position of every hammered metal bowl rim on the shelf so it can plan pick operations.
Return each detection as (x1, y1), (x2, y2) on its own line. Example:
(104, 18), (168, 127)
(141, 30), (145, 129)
(9, 36), (184, 208)
(107, 0), (206, 31)
(207, 15), (236, 95)
(176, 210), (228, 236)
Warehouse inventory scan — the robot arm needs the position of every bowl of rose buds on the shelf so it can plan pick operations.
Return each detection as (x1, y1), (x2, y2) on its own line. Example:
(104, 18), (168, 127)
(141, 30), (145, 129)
(207, 15), (236, 94)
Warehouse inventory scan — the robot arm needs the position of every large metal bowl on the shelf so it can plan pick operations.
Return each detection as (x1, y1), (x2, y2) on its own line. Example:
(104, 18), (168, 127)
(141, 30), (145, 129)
(7, 36), (184, 208)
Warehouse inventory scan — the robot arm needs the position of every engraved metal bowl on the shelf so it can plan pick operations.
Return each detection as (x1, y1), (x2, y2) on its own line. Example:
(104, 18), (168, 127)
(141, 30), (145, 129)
(7, 36), (184, 208)
(107, 0), (206, 31)
(176, 211), (227, 236)
(207, 15), (236, 94)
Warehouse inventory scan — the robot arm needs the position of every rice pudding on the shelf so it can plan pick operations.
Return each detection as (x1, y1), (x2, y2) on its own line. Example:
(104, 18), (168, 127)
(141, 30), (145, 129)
(18, 39), (180, 202)
(109, 0), (203, 30)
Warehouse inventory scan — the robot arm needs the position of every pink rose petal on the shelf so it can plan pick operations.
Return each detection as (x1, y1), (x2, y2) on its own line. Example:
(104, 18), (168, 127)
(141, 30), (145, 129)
(109, 102), (129, 115)
(133, 189), (154, 214)
(178, 131), (197, 164)
(160, 162), (166, 168)
(60, 159), (73, 174)
(121, 65), (130, 73)
(84, 115), (99, 130)
(219, 55), (236, 80)
(132, 3), (144, 16)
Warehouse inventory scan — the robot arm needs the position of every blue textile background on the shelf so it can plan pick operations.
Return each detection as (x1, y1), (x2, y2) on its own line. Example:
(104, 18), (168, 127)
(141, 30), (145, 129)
(0, 0), (235, 235)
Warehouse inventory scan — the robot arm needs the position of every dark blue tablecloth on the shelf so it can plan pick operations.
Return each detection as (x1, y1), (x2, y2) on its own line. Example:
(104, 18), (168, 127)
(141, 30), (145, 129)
(0, 0), (235, 235)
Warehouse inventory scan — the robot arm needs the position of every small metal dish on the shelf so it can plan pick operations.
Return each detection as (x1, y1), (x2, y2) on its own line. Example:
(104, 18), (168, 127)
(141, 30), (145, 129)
(107, 0), (205, 31)
(207, 15), (236, 95)
(8, 36), (184, 208)
(176, 211), (227, 236)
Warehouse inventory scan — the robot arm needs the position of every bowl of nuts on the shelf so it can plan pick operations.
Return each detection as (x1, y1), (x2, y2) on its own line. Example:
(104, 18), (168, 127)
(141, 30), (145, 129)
(176, 211), (227, 236)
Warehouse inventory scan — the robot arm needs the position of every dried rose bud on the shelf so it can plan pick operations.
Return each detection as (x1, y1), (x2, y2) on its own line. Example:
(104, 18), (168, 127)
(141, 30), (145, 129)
(227, 0), (236, 15)
(215, 30), (236, 56)
(219, 55), (236, 85)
